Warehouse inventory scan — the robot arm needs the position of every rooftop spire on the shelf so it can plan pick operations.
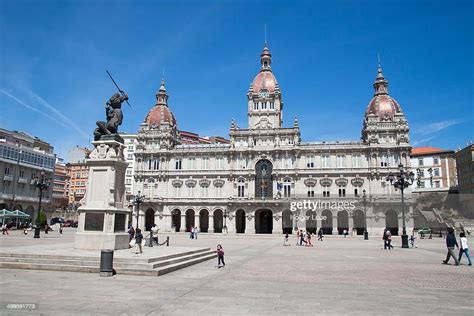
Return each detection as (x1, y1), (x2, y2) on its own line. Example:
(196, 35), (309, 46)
(373, 56), (388, 96)
(156, 70), (169, 106)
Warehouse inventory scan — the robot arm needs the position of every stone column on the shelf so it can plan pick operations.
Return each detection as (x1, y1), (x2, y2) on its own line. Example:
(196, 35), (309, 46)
(398, 212), (404, 235)
(180, 214), (186, 232)
(247, 213), (256, 234)
(75, 139), (130, 250)
(332, 215), (338, 235)
(316, 211), (322, 234)
(208, 215), (214, 233)
(272, 213), (283, 235)
(227, 213), (236, 234)
(348, 214), (354, 236)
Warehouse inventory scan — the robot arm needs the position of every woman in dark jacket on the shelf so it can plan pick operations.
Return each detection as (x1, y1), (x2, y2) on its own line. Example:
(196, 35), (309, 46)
(135, 228), (143, 254)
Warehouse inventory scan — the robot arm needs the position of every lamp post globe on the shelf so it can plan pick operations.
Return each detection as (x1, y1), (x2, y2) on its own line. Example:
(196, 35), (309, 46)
(363, 189), (368, 240)
(385, 164), (414, 249)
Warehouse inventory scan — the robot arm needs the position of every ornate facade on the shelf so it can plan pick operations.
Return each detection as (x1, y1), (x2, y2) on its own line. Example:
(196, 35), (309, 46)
(132, 44), (413, 236)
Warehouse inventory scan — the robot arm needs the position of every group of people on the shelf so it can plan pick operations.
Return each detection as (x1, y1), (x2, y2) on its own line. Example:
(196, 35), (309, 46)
(382, 228), (394, 250)
(189, 226), (199, 239)
(443, 227), (472, 266)
(127, 224), (162, 254)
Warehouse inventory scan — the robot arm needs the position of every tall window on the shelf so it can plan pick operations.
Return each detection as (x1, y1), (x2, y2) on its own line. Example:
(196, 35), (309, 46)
(354, 188), (358, 197)
(336, 155), (345, 168)
(175, 186), (180, 197)
(338, 188), (346, 197)
(307, 190), (315, 197)
(4, 167), (10, 175)
(153, 159), (159, 170)
(216, 157), (224, 169)
(433, 157), (439, 165)
(202, 186), (208, 197)
(237, 179), (245, 197)
(202, 158), (209, 169)
(306, 156), (315, 168)
(434, 168), (440, 176)
(175, 159), (182, 170)
(418, 158), (424, 166)
(380, 155), (388, 167)
(189, 158), (195, 169)
(352, 154), (361, 168)
(216, 186), (222, 198)
(283, 178), (291, 197)
(321, 155), (330, 168)
(323, 189), (330, 197)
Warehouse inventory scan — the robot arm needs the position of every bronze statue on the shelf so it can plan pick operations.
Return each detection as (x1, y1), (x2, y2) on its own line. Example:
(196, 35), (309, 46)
(93, 92), (128, 141)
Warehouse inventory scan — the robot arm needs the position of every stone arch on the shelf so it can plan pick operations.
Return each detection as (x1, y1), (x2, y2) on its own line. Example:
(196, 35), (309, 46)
(255, 209), (273, 234)
(145, 208), (155, 231)
(385, 210), (399, 235)
(13, 204), (23, 211)
(353, 209), (365, 235)
(25, 205), (35, 218)
(199, 209), (209, 233)
(171, 209), (181, 232)
(235, 209), (246, 233)
(305, 210), (317, 234)
(213, 209), (223, 233)
(282, 209), (293, 234)
(321, 210), (333, 235)
(337, 210), (349, 235)
(185, 209), (195, 232)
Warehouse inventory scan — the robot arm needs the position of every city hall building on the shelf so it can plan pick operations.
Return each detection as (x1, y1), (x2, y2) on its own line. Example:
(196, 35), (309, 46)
(132, 44), (413, 236)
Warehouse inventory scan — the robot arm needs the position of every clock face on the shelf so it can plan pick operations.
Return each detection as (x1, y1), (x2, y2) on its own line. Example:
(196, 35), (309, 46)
(259, 89), (269, 98)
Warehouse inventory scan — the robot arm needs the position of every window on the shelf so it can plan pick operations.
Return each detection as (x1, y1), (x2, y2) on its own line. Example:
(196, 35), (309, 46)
(127, 145), (134, 151)
(237, 179), (245, 197)
(127, 154), (133, 160)
(307, 190), (315, 197)
(202, 186), (208, 197)
(433, 157), (439, 165)
(435, 181), (440, 188)
(380, 155), (388, 167)
(323, 190), (330, 197)
(336, 155), (345, 168)
(202, 158), (209, 169)
(418, 158), (424, 166)
(321, 155), (330, 168)
(216, 157), (224, 169)
(189, 158), (196, 169)
(125, 179), (132, 185)
(153, 160), (159, 170)
(148, 160), (152, 170)
(175, 186), (181, 197)
(175, 159), (182, 170)
(419, 181), (425, 188)
(338, 188), (346, 197)
(283, 178), (291, 197)
(352, 155), (361, 168)
(434, 168), (440, 177)
(216, 186), (222, 198)
(354, 188), (358, 197)
(19, 170), (25, 178)
(306, 156), (315, 168)
(126, 169), (132, 176)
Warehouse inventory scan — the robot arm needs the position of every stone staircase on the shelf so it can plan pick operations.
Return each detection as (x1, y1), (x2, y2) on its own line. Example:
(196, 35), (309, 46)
(0, 248), (216, 276)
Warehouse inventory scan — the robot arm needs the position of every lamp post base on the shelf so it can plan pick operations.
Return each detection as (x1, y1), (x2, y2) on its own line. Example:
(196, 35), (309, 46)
(401, 234), (409, 248)
(33, 227), (40, 239)
(363, 231), (369, 240)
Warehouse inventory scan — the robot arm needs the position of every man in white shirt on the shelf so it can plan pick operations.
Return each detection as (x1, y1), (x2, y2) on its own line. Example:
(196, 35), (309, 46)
(151, 224), (159, 245)
(458, 232), (472, 266)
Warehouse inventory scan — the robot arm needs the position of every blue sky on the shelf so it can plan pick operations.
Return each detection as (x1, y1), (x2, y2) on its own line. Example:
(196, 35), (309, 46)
(1, 0), (473, 160)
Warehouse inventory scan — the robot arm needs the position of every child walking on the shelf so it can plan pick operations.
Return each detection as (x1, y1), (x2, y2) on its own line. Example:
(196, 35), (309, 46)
(216, 244), (225, 268)
(283, 233), (290, 246)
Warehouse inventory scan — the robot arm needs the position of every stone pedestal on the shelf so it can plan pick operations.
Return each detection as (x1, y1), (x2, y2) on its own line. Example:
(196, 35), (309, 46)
(75, 140), (130, 250)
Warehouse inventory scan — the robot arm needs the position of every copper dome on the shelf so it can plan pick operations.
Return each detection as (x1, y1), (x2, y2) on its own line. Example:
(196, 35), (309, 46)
(366, 94), (402, 120)
(145, 105), (176, 127)
(252, 71), (278, 93)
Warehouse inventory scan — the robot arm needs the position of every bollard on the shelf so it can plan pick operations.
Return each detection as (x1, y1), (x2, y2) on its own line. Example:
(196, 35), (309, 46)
(166, 236), (169, 246)
(100, 249), (114, 277)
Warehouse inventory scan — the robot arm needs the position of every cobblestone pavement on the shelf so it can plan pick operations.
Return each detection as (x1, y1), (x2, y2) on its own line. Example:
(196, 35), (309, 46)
(1, 229), (473, 315)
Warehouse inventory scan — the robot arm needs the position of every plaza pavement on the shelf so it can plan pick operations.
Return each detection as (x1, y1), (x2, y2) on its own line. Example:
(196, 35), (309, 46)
(0, 228), (473, 315)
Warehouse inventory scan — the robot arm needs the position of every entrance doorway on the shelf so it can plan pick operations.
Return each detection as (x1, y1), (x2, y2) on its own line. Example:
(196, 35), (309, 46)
(185, 209), (195, 232)
(321, 210), (333, 235)
(282, 210), (293, 234)
(337, 210), (349, 235)
(236, 209), (246, 233)
(199, 209), (209, 233)
(306, 210), (317, 234)
(171, 209), (181, 232)
(214, 209), (223, 233)
(255, 209), (273, 234)
(145, 209), (155, 231)
(386, 210), (399, 235)
(353, 210), (365, 235)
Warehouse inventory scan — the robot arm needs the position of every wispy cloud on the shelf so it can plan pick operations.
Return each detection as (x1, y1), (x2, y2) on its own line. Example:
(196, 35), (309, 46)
(415, 119), (462, 136)
(0, 89), (68, 128)
(412, 136), (435, 146)
(28, 90), (90, 139)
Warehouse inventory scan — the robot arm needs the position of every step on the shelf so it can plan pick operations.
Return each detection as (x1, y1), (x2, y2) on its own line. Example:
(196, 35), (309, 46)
(0, 262), (99, 273)
(157, 253), (217, 276)
(151, 250), (216, 268)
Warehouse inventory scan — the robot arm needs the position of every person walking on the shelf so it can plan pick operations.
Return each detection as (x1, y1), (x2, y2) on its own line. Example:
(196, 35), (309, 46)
(458, 232), (472, 266)
(283, 233), (290, 246)
(2, 223), (9, 235)
(299, 230), (307, 246)
(190, 226), (194, 239)
(151, 224), (159, 245)
(343, 229), (347, 238)
(216, 244), (225, 268)
(128, 225), (135, 248)
(135, 228), (144, 254)
(195, 226), (199, 239)
(382, 228), (388, 250)
(386, 230), (393, 250)
(296, 229), (301, 246)
(317, 228), (323, 241)
(307, 232), (313, 247)
(442, 227), (459, 265)
(59, 224), (63, 235)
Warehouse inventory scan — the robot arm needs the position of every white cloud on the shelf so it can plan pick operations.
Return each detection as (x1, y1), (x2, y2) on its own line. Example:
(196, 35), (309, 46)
(415, 119), (462, 136)
(0, 89), (68, 128)
(412, 136), (435, 146)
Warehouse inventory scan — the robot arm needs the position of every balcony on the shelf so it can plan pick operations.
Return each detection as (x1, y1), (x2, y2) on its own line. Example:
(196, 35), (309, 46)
(18, 177), (28, 184)
(3, 175), (13, 181)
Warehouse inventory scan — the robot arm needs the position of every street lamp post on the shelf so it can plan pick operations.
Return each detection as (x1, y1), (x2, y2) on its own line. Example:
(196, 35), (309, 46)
(386, 164), (415, 249)
(363, 189), (368, 240)
(31, 170), (51, 239)
(132, 191), (146, 233)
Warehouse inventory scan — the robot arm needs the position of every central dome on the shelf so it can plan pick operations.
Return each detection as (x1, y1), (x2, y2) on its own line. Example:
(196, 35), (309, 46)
(145, 105), (176, 127)
(366, 94), (402, 120)
(252, 71), (278, 93)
